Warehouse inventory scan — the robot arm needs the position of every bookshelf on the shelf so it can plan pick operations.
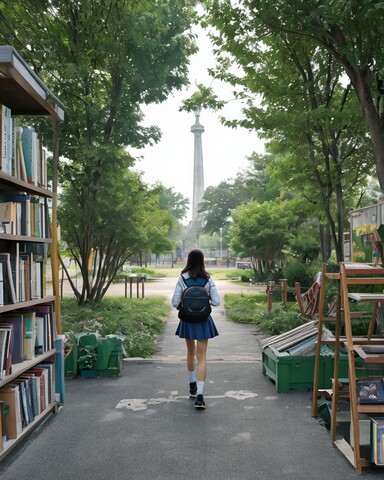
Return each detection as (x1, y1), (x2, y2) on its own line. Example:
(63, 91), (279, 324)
(312, 263), (384, 475)
(0, 45), (64, 460)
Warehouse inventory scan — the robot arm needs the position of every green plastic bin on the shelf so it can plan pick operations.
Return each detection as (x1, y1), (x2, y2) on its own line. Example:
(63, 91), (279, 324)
(262, 346), (349, 393)
(94, 335), (123, 377)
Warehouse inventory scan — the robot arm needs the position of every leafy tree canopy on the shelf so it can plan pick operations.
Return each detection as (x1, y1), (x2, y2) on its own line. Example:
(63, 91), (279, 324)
(0, 0), (198, 303)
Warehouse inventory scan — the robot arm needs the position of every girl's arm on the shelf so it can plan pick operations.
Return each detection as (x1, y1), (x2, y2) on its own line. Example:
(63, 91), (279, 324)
(208, 278), (220, 306)
(171, 276), (184, 308)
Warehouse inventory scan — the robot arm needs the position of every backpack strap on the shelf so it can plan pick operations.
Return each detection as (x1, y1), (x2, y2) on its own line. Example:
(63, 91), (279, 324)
(180, 275), (211, 299)
(181, 275), (209, 287)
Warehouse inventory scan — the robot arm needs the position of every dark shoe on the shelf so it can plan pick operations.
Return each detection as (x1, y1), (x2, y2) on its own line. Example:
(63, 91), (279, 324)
(189, 382), (197, 398)
(194, 394), (205, 409)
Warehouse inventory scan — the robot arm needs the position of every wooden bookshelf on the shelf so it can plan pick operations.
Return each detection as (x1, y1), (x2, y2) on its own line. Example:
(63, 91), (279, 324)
(0, 45), (64, 461)
(313, 263), (384, 475)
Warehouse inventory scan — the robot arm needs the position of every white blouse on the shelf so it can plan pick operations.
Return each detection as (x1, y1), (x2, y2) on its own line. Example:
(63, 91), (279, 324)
(171, 272), (220, 309)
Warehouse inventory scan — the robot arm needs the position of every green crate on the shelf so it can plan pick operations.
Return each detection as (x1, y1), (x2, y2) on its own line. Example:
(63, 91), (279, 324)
(262, 346), (349, 393)
(94, 335), (123, 377)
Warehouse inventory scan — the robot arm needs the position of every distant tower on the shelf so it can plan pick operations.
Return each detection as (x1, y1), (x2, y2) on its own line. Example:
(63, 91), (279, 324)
(191, 109), (205, 221)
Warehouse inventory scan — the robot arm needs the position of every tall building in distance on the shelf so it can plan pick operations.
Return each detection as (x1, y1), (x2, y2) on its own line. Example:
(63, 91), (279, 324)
(191, 109), (205, 222)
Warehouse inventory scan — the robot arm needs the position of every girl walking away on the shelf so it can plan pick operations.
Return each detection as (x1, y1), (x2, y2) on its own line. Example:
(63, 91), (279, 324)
(172, 249), (220, 409)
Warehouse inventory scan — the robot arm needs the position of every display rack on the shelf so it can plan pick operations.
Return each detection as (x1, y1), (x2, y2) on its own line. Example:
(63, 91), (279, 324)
(0, 45), (64, 460)
(313, 262), (384, 474)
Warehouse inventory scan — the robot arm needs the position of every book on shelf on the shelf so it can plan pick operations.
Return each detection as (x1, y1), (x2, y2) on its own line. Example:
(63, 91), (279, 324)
(0, 385), (22, 439)
(29, 366), (47, 412)
(19, 373), (39, 419)
(38, 362), (54, 406)
(15, 125), (27, 182)
(357, 379), (384, 404)
(8, 379), (30, 428)
(20, 127), (46, 188)
(0, 201), (17, 234)
(1, 314), (24, 364)
(0, 324), (12, 379)
(0, 400), (8, 445)
(0, 262), (3, 306)
(35, 305), (54, 352)
(0, 105), (12, 176)
(21, 310), (36, 361)
(371, 417), (384, 465)
(20, 126), (34, 184)
(0, 253), (16, 304)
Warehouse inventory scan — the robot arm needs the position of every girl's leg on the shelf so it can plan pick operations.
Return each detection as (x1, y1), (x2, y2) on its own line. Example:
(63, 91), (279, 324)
(196, 339), (208, 399)
(196, 339), (208, 381)
(185, 339), (197, 372)
(185, 339), (197, 396)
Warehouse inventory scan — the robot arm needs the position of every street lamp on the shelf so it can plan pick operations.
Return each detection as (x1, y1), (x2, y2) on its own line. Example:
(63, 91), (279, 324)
(219, 227), (223, 260)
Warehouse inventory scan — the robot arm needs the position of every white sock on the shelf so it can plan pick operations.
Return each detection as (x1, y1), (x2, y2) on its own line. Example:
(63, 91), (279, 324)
(188, 370), (196, 383)
(197, 381), (205, 396)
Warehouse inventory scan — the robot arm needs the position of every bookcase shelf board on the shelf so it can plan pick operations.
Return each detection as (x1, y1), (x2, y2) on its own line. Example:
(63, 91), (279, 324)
(0, 296), (55, 314)
(0, 171), (54, 197)
(0, 349), (55, 388)
(0, 46), (64, 121)
(0, 234), (52, 243)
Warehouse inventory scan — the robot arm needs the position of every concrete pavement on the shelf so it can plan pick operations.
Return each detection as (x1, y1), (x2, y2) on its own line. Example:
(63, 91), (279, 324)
(0, 279), (382, 479)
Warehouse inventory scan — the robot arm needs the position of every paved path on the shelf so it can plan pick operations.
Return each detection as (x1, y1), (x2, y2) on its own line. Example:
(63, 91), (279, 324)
(0, 280), (382, 479)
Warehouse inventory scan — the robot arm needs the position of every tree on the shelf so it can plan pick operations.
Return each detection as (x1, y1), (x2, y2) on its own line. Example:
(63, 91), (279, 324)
(59, 167), (149, 303)
(0, 1), (197, 303)
(205, 0), (384, 189)
(198, 152), (280, 237)
(154, 184), (189, 226)
(230, 200), (296, 279)
(203, 4), (375, 261)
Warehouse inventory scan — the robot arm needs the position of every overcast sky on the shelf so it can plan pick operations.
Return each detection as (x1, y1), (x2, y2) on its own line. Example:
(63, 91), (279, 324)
(131, 25), (265, 221)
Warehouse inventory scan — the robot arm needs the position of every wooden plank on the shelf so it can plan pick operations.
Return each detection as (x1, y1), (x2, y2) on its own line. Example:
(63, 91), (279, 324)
(333, 439), (356, 467)
(346, 278), (384, 285)
(348, 293), (384, 301)
(357, 404), (384, 413)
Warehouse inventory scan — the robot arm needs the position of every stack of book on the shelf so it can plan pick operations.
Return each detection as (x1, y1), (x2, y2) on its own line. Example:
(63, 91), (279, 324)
(0, 306), (54, 378)
(0, 244), (46, 306)
(371, 417), (384, 465)
(0, 194), (50, 238)
(0, 104), (48, 188)
(260, 320), (335, 356)
(0, 361), (54, 445)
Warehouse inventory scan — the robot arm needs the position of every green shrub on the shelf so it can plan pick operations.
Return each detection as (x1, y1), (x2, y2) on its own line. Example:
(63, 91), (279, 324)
(61, 296), (169, 357)
(224, 269), (253, 281)
(254, 304), (306, 335)
(282, 260), (318, 288)
(224, 292), (304, 335)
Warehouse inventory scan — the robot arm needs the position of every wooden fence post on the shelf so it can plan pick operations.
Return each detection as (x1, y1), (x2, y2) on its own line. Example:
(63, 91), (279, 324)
(267, 281), (274, 311)
(280, 279), (288, 306)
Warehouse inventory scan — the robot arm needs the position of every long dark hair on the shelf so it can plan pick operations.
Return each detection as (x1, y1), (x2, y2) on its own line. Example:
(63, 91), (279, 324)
(181, 249), (209, 280)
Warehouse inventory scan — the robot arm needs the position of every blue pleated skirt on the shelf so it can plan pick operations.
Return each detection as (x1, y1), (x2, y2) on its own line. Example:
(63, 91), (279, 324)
(175, 315), (219, 340)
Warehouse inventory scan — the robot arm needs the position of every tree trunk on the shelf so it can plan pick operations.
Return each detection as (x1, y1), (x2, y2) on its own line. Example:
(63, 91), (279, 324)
(319, 223), (332, 262)
(346, 67), (384, 189)
(334, 180), (345, 263)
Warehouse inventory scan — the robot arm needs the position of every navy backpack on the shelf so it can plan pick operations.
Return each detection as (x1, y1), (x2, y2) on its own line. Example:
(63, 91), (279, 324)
(177, 275), (212, 323)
